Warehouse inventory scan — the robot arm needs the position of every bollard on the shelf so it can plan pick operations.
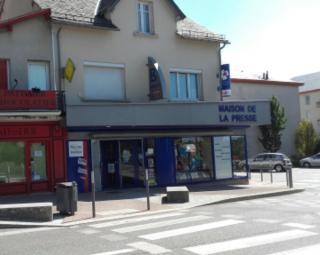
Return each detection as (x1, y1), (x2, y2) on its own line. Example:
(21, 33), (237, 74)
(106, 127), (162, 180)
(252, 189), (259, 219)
(91, 170), (96, 218)
(260, 169), (264, 182)
(270, 169), (273, 184)
(288, 168), (293, 188)
(145, 168), (150, 211)
(286, 168), (289, 187)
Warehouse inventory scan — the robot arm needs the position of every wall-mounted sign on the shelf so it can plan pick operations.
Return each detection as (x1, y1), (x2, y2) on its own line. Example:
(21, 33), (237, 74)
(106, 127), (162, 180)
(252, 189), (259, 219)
(0, 90), (57, 110)
(218, 103), (257, 124)
(68, 141), (84, 157)
(65, 58), (76, 82)
(147, 57), (167, 100)
(0, 125), (50, 139)
(221, 64), (231, 97)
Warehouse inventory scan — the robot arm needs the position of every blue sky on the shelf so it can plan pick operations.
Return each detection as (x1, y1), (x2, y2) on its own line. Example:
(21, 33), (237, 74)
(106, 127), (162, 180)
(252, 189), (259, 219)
(175, 0), (320, 80)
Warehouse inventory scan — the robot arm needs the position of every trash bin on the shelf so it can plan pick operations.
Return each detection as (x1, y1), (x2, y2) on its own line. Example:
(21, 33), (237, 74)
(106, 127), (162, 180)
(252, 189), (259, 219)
(56, 182), (78, 215)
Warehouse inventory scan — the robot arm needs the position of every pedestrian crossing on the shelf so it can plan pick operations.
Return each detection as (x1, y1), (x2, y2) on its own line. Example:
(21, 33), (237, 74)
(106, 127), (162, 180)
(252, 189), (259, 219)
(81, 208), (320, 255)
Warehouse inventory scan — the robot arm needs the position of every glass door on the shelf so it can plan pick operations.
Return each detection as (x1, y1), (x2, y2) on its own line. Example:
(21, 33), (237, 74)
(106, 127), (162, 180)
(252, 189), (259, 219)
(119, 140), (144, 187)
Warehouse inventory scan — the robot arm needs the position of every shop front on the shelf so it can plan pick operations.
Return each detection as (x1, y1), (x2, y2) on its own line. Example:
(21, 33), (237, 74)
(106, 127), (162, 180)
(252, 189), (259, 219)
(66, 100), (270, 192)
(0, 123), (66, 195)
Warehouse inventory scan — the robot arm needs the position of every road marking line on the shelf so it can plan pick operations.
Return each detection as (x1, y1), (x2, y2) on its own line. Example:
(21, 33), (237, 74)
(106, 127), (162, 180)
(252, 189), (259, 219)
(97, 209), (139, 216)
(90, 249), (135, 255)
(99, 234), (127, 241)
(283, 222), (315, 229)
(254, 219), (281, 224)
(113, 215), (211, 233)
(0, 227), (58, 237)
(128, 242), (171, 254)
(184, 229), (318, 255)
(266, 244), (320, 254)
(78, 229), (101, 235)
(90, 212), (184, 228)
(140, 219), (244, 241)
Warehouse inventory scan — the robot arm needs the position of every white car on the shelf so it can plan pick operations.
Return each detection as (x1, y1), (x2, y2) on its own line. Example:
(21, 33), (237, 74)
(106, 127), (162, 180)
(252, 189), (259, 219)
(244, 153), (292, 172)
(300, 153), (320, 168)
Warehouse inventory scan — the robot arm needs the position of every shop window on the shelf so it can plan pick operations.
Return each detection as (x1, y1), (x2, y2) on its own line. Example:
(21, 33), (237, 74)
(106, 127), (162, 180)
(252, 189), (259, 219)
(213, 136), (233, 180)
(174, 137), (213, 184)
(137, 1), (154, 34)
(170, 72), (200, 100)
(28, 61), (49, 91)
(0, 142), (25, 183)
(231, 136), (247, 178)
(305, 95), (310, 105)
(83, 62), (125, 101)
(30, 143), (47, 181)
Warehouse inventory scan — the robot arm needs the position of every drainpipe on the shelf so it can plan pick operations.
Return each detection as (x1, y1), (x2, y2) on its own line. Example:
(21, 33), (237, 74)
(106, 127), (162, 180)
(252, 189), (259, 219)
(218, 41), (228, 102)
(56, 27), (63, 92)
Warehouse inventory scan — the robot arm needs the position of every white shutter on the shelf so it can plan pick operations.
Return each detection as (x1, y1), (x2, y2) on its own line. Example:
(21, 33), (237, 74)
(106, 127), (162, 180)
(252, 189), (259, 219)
(84, 65), (125, 100)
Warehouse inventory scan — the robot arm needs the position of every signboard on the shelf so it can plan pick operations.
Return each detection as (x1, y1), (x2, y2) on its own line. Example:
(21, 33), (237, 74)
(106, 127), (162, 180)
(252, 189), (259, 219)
(148, 57), (166, 100)
(218, 103), (258, 124)
(0, 90), (57, 110)
(67, 141), (90, 193)
(221, 64), (231, 97)
(214, 136), (233, 179)
(0, 125), (50, 139)
(68, 141), (84, 157)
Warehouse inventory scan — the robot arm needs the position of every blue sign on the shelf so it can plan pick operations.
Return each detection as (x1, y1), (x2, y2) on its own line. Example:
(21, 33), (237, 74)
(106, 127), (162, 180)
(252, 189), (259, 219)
(221, 64), (231, 97)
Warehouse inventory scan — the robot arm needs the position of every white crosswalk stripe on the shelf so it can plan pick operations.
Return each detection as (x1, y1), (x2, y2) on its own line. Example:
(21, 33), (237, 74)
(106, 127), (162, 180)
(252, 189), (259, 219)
(283, 222), (315, 229)
(97, 209), (139, 216)
(0, 227), (58, 237)
(140, 219), (244, 241)
(266, 244), (320, 254)
(184, 229), (318, 255)
(90, 212), (184, 228)
(113, 215), (211, 233)
(90, 249), (135, 255)
(128, 242), (171, 254)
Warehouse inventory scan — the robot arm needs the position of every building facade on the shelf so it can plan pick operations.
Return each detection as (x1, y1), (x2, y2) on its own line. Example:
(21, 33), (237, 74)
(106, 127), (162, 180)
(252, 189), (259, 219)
(229, 78), (302, 158)
(293, 72), (320, 133)
(0, 0), (271, 194)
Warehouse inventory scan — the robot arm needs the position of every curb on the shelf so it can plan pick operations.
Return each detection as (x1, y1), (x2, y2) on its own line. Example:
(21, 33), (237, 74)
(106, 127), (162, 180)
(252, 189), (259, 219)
(0, 188), (304, 229)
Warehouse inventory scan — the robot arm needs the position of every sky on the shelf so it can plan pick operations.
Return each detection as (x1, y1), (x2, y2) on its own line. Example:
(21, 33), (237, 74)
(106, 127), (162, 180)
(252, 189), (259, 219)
(174, 0), (320, 81)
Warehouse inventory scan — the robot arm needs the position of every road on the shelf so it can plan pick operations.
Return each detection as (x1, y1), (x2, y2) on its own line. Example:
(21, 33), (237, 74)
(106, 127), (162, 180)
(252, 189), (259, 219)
(1, 168), (320, 255)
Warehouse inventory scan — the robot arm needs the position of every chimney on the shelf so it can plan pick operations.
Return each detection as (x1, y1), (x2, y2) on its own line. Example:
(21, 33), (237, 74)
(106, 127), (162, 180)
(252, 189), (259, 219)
(266, 71), (269, 80)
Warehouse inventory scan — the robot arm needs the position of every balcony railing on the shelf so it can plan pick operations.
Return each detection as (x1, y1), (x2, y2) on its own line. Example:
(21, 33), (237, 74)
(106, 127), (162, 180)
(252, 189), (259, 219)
(0, 90), (65, 112)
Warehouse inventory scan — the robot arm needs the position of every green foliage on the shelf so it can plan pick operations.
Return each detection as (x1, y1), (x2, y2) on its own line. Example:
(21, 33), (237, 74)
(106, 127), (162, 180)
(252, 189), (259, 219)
(295, 120), (319, 158)
(259, 96), (287, 152)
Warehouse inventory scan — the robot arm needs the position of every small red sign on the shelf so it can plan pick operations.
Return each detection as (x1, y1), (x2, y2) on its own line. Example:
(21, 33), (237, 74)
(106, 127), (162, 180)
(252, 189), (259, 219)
(0, 90), (57, 110)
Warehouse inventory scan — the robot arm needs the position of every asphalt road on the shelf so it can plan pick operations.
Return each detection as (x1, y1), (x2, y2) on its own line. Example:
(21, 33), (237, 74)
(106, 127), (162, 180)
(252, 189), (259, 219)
(1, 168), (320, 255)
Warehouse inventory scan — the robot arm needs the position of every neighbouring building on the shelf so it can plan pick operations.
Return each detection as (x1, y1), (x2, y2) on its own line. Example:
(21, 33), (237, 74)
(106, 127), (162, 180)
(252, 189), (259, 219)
(0, 4), (66, 195)
(0, 0), (271, 195)
(229, 78), (303, 158)
(292, 72), (320, 133)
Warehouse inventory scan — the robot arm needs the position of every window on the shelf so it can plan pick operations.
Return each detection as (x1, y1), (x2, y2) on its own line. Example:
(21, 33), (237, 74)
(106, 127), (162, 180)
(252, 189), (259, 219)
(305, 95), (310, 105)
(0, 142), (25, 184)
(83, 62), (125, 101)
(28, 61), (49, 91)
(231, 136), (247, 178)
(137, 1), (153, 34)
(175, 137), (213, 183)
(170, 71), (200, 100)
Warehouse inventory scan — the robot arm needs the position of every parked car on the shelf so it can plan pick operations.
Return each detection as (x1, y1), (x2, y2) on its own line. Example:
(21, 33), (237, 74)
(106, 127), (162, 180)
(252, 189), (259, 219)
(300, 153), (320, 168)
(241, 153), (292, 172)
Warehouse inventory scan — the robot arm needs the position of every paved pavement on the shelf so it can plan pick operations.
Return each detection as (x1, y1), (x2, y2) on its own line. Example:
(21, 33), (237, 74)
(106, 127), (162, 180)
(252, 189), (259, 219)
(0, 169), (302, 227)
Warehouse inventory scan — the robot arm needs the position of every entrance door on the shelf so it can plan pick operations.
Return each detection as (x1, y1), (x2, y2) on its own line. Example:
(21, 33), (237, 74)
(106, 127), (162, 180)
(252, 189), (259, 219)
(0, 59), (8, 90)
(27, 142), (49, 192)
(119, 140), (144, 187)
(101, 141), (120, 189)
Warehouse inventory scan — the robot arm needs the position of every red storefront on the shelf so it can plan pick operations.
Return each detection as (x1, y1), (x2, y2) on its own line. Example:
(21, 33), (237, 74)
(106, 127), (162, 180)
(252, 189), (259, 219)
(0, 91), (66, 195)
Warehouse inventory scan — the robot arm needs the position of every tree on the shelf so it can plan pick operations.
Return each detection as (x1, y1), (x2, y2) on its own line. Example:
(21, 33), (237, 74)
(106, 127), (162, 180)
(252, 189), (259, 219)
(295, 120), (319, 158)
(258, 96), (287, 152)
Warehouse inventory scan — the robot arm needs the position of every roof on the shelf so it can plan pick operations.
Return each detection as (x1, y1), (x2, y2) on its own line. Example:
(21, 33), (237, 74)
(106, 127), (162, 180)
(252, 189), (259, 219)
(292, 71), (320, 93)
(232, 78), (303, 87)
(32, 0), (225, 42)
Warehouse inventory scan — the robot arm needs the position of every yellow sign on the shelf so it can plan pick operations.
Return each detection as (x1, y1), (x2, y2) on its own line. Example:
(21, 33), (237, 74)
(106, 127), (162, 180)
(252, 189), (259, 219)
(65, 58), (75, 82)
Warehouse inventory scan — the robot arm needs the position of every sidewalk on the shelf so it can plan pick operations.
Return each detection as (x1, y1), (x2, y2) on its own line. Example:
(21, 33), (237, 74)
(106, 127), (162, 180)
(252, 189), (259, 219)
(0, 180), (304, 228)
